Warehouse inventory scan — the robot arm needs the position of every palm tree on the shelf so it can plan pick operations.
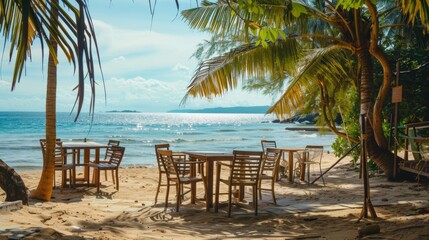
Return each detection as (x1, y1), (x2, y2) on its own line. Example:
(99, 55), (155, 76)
(181, 0), (429, 179)
(1, 0), (100, 201)
(2, 0), (185, 202)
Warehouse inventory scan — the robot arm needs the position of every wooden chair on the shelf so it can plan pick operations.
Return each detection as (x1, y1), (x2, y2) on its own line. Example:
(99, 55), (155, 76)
(89, 146), (125, 193)
(154, 143), (170, 204)
(95, 140), (120, 182)
(261, 140), (286, 180)
(40, 139), (74, 188)
(258, 148), (283, 204)
(215, 150), (263, 217)
(157, 149), (207, 212)
(261, 140), (277, 152)
(294, 145), (325, 185)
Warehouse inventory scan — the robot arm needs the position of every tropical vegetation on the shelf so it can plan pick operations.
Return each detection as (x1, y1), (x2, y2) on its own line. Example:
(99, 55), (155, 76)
(180, 0), (429, 180)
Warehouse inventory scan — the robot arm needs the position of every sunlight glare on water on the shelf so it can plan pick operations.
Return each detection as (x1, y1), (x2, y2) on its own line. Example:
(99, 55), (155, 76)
(0, 112), (337, 171)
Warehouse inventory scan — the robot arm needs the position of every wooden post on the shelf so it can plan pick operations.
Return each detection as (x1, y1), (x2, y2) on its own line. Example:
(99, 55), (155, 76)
(392, 61), (402, 179)
(358, 114), (377, 221)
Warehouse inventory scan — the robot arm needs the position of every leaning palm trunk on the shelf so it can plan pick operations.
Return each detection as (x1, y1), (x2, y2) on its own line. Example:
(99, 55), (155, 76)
(0, 159), (28, 204)
(30, 0), (59, 201)
(358, 45), (395, 179)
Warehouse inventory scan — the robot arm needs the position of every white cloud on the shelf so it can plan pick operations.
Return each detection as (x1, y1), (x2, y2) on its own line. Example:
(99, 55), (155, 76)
(0, 80), (9, 88)
(91, 76), (188, 112)
(173, 63), (192, 76)
(92, 19), (204, 80)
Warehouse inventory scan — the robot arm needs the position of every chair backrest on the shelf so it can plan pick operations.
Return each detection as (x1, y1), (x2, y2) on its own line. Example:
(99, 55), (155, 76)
(155, 144), (170, 169)
(104, 140), (120, 161)
(54, 141), (66, 167)
(304, 145), (323, 163)
(230, 150), (264, 184)
(108, 146), (126, 167)
(260, 148), (282, 176)
(261, 140), (277, 154)
(157, 149), (189, 179)
(40, 139), (47, 164)
(39, 139), (62, 165)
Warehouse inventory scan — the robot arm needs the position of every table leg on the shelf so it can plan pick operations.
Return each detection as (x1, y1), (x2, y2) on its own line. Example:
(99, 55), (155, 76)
(288, 151), (293, 183)
(70, 149), (76, 185)
(61, 170), (67, 188)
(84, 149), (90, 186)
(94, 149), (100, 187)
(206, 160), (214, 211)
(62, 150), (68, 188)
(190, 157), (196, 204)
(73, 149), (83, 184)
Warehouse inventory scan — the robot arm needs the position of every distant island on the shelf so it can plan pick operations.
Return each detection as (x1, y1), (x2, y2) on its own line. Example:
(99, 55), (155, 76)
(168, 106), (270, 114)
(106, 110), (140, 113)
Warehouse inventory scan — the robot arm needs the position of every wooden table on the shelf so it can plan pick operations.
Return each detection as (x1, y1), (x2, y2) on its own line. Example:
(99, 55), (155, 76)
(279, 148), (305, 183)
(184, 152), (233, 211)
(62, 141), (109, 186)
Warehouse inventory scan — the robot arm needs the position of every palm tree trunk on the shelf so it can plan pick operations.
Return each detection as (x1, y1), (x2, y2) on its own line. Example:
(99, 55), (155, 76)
(30, 0), (59, 201)
(358, 45), (395, 179)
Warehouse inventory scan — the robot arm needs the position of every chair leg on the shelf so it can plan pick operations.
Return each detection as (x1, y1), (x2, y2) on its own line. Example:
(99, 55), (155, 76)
(68, 169), (72, 188)
(271, 179), (277, 205)
(155, 172), (162, 204)
(104, 170), (108, 181)
(71, 168), (75, 187)
(86, 164), (90, 187)
(181, 184), (185, 200)
(307, 164), (311, 185)
(165, 182), (170, 210)
(228, 185), (232, 217)
(115, 169), (119, 190)
(176, 183), (180, 212)
(258, 179), (262, 200)
(254, 185), (258, 216)
(53, 171), (56, 188)
(96, 168), (101, 193)
(111, 171), (115, 185)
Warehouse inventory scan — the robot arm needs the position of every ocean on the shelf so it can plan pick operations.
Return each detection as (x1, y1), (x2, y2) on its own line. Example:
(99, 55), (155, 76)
(0, 112), (337, 171)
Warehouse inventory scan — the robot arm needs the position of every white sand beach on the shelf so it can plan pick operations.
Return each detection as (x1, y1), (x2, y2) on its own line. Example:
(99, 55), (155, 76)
(1, 152), (429, 239)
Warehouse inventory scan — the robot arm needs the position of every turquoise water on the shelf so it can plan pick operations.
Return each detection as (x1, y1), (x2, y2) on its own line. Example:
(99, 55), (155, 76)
(0, 112), (337, 171)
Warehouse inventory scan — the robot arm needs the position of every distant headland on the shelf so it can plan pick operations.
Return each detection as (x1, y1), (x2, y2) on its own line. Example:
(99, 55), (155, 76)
(168, 106), (270, 114)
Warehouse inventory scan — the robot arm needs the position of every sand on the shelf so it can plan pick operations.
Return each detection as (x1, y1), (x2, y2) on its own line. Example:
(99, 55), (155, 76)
(1, 152), (429, 239)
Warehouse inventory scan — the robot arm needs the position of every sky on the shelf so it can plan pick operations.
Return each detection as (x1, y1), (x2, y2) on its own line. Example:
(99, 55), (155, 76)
(0, 0), (273, 113)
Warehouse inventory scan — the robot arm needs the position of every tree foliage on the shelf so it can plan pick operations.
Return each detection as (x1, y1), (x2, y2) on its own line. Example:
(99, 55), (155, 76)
(181, 0), (429, 179)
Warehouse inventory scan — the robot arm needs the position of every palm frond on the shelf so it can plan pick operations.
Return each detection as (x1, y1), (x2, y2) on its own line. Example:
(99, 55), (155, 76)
(181, 0), (313, 41)
(400, 0), (429, 32)
(268, 45), (355, 119)
(0, 0), (103, 120)
(182, 38), (300, 103)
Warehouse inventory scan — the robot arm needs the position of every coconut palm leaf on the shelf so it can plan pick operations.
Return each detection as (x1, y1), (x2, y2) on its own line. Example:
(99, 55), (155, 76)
(181, 0), (314, 41)
(0, 0), (101, 120)
(400, 0), (429, 32)
(182, 38), (301, 103)
(268, 45), (356, 119)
